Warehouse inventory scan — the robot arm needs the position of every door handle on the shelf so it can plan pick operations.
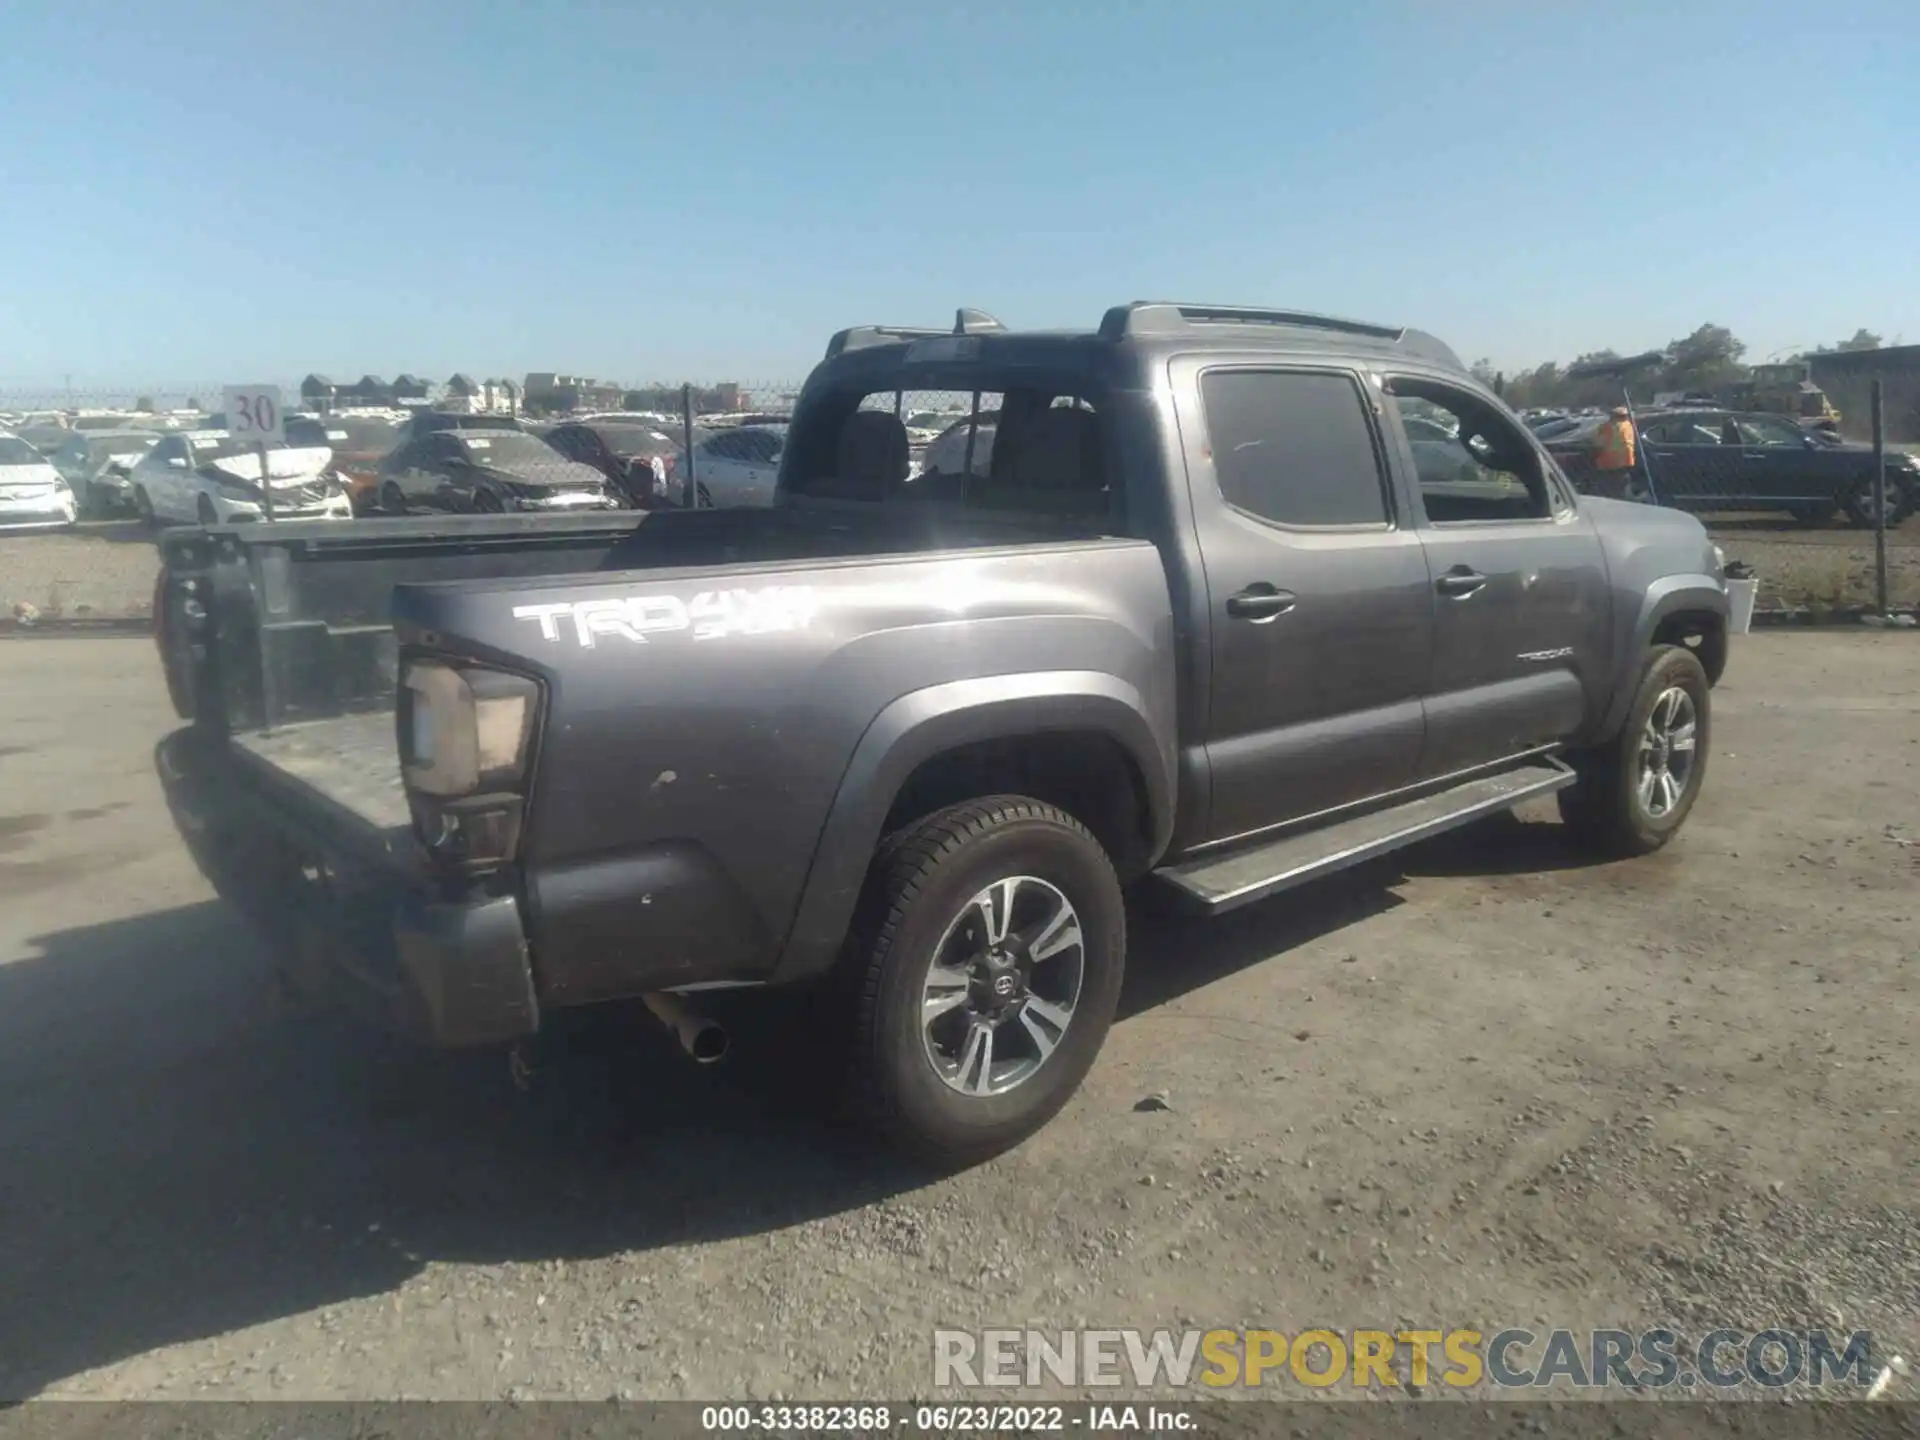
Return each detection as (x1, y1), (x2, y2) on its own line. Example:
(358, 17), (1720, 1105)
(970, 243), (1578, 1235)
(1435, 568), (1487, 599)
(1225, 585), (1297, 622)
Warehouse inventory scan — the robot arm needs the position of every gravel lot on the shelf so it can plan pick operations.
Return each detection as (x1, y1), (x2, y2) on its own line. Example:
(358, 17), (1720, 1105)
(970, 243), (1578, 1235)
(1709, 518), (1920, 612)
(1, 522), (157, 622)
(0, 633), (1915, 1410)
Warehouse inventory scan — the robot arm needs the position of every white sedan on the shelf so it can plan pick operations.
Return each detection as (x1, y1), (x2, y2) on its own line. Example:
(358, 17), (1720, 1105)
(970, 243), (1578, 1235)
(128, 429), (351, 526)
(0, 432), (78, 530)
(676, 424), (786, 507)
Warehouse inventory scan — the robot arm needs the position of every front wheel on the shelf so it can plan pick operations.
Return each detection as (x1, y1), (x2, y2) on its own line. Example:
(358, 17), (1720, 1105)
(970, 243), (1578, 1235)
(847, 796), (1125, 1168)
(1558, 645), (1711, 857)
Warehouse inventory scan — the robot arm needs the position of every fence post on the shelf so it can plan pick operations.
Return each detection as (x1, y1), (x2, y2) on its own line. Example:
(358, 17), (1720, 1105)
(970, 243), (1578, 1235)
(1622, 387), (1660, 505)
(681, 383), (697, 509)
(1871, 379), (1889, 617)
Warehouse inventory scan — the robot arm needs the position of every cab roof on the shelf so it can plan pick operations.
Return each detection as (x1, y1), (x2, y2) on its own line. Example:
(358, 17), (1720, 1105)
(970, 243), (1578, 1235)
(820, 302), (1465, 379)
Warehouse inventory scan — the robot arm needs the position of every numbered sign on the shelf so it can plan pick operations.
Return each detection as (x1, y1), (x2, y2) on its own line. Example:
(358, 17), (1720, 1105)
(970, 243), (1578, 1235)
(222, 384), (284, 444)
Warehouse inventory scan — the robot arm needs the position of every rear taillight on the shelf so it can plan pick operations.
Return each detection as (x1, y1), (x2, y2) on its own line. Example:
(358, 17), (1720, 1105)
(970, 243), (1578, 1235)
(397, 658), (541, 875)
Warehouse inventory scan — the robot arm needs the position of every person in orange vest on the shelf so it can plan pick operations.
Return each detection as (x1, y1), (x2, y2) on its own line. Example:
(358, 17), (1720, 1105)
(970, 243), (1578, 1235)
(1592, 405), (1638, 496)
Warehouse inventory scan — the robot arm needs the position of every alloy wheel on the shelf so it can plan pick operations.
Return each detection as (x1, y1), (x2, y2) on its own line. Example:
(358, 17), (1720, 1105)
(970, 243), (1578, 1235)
(1636, 686), (1698, 819)
(920, 875), (1084, 1097)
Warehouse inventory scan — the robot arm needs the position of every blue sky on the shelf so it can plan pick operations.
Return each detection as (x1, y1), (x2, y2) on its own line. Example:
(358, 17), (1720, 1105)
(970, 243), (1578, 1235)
(3, 0), (1915, 392)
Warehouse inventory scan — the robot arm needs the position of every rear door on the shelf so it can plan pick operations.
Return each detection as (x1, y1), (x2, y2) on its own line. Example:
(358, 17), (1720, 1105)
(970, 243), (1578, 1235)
(1381, 376), (1612, 779)
(1172, 360), (1435, 845)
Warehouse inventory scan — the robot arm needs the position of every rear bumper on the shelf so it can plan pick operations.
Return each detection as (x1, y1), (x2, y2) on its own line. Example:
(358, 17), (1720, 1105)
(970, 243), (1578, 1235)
(156, 727), (538, 1047)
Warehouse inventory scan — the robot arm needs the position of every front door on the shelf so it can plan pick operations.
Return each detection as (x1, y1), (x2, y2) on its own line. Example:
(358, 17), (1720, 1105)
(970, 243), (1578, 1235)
(1637, 411), (1732, 509)
(1174, 361), (1436, 845)
(1728, 412), (1839, 507)
(1381, 376), (1612, 779)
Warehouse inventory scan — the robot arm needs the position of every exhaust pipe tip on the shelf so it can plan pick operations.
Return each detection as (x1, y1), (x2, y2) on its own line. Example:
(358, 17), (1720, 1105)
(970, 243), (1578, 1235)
(642, 991), (730, 1065)
(686, 1023), (729, 1065)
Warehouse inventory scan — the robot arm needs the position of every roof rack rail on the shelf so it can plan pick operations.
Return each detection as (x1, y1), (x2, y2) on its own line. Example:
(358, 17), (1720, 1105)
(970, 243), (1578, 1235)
(825, 308), (1007, 359)
(825, 325), (948, 359)
(1098, 301), (1463, 370)
(1099, 302), (1403, 342)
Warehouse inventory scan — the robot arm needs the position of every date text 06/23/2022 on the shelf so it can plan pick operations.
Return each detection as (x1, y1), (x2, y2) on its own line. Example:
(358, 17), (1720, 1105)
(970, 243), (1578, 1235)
(701, 1404), (1195, 1433)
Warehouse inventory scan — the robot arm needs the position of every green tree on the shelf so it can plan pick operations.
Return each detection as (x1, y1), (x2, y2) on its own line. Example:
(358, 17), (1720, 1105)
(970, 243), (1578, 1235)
(1810, 329), (1883, 355)
(1658, 324), (1746, 395)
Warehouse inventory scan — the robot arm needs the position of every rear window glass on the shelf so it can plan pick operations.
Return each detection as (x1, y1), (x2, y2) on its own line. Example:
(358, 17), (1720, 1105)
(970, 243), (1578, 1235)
(1202, 370), (1390, 527)
(789, 381), (1110, 520)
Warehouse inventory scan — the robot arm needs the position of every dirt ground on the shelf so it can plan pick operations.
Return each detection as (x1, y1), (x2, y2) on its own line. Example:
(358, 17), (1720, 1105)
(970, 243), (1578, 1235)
(0, 633), (1915, 1408)
(1708, 517), (1920, 611)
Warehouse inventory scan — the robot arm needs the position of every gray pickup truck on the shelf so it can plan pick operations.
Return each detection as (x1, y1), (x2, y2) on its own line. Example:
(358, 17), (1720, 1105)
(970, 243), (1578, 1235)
(155, 302), (1730, 1165)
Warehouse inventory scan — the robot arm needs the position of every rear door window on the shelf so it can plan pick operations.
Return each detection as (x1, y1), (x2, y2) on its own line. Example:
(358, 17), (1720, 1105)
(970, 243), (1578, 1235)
(1200, 370), (1391, 527)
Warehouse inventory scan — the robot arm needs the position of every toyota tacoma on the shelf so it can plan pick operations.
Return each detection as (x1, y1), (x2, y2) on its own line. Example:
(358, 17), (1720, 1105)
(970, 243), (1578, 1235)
(155, 302), (1730, 1165)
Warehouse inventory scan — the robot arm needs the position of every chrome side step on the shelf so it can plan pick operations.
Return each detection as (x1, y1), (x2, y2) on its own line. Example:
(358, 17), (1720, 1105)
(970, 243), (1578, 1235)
(1153, 760), (1577, 914)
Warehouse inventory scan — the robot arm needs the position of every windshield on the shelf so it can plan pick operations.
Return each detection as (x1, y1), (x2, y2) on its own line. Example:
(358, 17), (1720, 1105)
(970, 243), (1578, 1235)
(595, 427), (679, 457)
(0, 437), (45, 465)
(282, 417), (334, 448)
(101, 437), (157, 459)
(326, 418), (399, 454)
(457, 433), (569, 469)
(188, 435), (330, 463)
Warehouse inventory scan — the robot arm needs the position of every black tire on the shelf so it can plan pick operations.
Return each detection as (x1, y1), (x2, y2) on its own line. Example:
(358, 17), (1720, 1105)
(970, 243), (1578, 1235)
(473, 487), (505, 513)
(379, 482), (408, 515)
(846, 796), (1125, 1168)
(1558, 645), (1711, 858)
(196, 494), (218, 525)
(1844, 473), (1913, 529)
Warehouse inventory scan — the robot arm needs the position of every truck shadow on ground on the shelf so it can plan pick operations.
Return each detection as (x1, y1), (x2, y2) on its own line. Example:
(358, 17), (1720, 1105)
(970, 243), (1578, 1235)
(0, 813), (1576, 1398)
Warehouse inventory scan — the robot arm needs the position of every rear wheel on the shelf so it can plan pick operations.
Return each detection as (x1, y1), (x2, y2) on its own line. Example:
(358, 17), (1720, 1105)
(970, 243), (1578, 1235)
(1558, 645), (1710, 857)
(379, 482), (407, 515)
(1845, 472), (1912, 529)
(846, 797), (1125, 1168)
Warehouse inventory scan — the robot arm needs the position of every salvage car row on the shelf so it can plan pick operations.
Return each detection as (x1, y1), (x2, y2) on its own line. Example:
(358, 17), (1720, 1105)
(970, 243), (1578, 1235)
(16, 393), (1906, 536)
(0, 410), (810, 531)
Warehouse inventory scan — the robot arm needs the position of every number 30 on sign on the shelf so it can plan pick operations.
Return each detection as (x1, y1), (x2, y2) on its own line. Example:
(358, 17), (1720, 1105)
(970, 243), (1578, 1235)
(222, 384), (284, 444)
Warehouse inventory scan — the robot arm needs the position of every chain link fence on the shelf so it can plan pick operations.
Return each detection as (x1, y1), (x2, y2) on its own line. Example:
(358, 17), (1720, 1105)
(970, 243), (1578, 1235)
(1547, 389), (1917, 615)
(5, 372), (1916, 616)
